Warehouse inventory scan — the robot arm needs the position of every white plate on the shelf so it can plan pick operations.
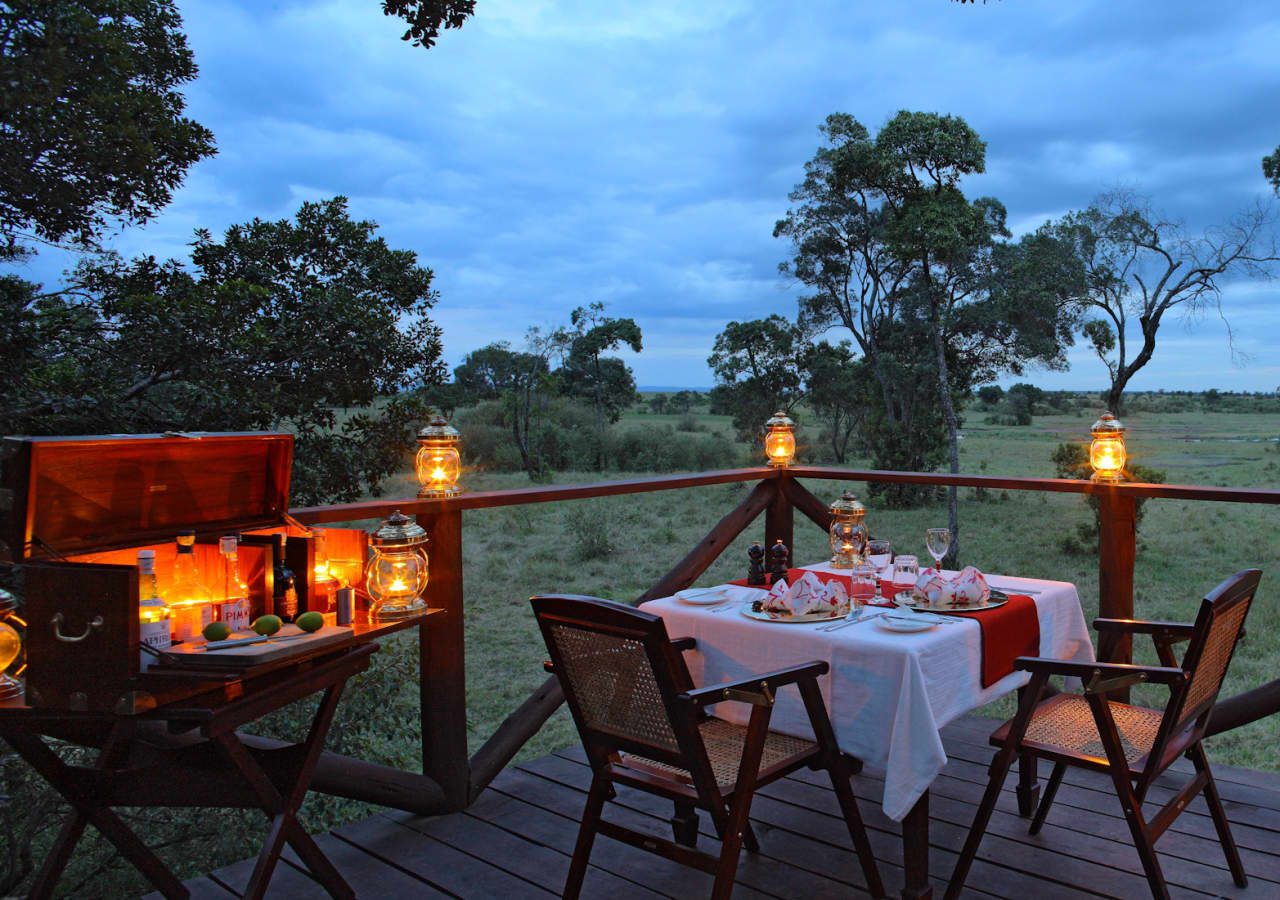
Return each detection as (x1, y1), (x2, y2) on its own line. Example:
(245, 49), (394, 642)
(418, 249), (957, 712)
(876, 613), (938, 633)
(675, 587), (730, 605)
(741, 605), (847, 624)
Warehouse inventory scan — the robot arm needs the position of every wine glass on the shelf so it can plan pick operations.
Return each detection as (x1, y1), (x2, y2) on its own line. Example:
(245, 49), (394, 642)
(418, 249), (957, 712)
(867, 539), (893, 573)
(925, 528), (952, 574)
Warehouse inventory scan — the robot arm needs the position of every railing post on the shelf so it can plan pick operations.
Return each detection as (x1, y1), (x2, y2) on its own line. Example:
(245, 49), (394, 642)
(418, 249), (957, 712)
(1097, 488), (1137, 674)
(417, 508), (470, 809)
(765, 473), (794, 562)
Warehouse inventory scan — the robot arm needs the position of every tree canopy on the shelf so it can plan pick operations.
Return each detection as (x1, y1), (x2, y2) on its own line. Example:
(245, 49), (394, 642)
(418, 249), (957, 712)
(0, 0), (216, 258)
(2, 197), (444, 504)
(381, 0), (476, 48)
(1265, 145), (1280, 196)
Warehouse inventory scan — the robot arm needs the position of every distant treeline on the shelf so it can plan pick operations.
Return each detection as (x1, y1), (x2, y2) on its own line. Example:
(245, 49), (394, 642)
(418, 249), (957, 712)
(976, 385), (1280, 424)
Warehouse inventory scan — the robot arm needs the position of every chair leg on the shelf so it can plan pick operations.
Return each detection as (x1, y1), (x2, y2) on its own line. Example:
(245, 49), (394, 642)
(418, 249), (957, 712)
(710, 791), (753, 900)
(828, 764), (885, 899)
(945, 749), (1015, 900)
(564, 774), (610, 900)
(1029, 762), (1066, 836)
(1016, 749), (1039, 817)
(671, 800), (699, 848)
(741, 821), (761, 854)
(1108, 770), (1169, 900)
(1189, 745), (1247, 888)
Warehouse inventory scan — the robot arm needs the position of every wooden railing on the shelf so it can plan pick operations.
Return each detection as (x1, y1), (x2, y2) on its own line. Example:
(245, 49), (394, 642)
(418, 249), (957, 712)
(288, 466), (1280, 816)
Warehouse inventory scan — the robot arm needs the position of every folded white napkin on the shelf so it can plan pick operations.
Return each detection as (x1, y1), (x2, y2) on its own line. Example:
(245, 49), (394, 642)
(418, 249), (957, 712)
(913, 566), (991, 608)
(763, 571), (849, 616)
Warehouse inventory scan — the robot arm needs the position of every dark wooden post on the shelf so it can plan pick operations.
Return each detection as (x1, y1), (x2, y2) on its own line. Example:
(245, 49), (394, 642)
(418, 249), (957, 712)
(765, 472), (794, 563)
(417, 508), (470, 810)
(1097, 488), (1137, 697)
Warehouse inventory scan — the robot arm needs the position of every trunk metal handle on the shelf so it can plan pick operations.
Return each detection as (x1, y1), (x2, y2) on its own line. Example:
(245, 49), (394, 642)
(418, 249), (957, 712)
(51, 612), (104, 643)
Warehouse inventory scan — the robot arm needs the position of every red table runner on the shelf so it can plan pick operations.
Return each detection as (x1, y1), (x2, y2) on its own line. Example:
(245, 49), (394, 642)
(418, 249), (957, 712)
(729, 568), (1041, 688)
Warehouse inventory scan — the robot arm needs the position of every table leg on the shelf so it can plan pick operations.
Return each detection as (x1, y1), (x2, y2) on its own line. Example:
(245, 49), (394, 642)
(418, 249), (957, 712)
(901, 790), (932, 900)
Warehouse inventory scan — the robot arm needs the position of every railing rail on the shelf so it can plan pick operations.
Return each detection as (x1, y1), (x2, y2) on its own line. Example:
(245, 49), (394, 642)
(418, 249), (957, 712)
(286, 465), (1280, 816)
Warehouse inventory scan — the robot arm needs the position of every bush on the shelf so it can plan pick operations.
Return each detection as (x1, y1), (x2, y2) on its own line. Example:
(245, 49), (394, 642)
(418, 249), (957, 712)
(1051, 442), (1167, 555)
(564, 505), (613, 559)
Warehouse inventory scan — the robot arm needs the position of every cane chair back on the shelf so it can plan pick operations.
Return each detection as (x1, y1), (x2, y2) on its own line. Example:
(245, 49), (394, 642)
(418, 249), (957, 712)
(1169, 569), (1260, 735)
(532, 594), (703, 769)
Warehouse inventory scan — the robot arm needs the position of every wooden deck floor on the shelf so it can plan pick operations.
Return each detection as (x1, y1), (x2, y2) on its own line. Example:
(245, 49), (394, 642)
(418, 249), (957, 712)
(156, 714), (1280, 899)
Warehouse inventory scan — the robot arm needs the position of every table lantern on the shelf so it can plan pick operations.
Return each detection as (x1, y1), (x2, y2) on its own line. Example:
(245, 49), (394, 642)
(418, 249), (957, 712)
(416, 414), (462, 498)
(828, 491), (868, 569)
(763, 410), (796, 468)
(0, 588), (25, 701)
(365, 511), (429, 620)
(1090, 412), (1126, 482)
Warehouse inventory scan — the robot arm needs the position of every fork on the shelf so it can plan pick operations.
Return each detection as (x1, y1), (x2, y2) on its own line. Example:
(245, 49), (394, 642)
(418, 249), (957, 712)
(822, 610), (886, 632)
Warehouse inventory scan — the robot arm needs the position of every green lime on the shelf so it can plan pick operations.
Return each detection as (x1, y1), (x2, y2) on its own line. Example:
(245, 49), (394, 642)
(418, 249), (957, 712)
(251, 615), (282, 636)
(296, 611), (324, 633)
(202, 621), (231, 642)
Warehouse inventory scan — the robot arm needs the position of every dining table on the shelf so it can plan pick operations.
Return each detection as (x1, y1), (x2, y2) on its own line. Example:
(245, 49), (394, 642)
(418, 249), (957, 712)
(639, 560), (1094, 900)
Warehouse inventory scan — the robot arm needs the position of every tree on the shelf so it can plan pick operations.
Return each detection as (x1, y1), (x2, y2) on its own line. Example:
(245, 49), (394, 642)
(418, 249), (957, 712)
(381, 0), (476, 48)
(0, 1), (216, 259)
(707, 316), (806, 443)
(1, 197), (444, 504)
(1054, 190), (1279, 415)
(1265, 145), (1280, 195)
(455, 341), (551, 478)
(801, 341), (864, 462)
(976, 385), (1003, 407)
(648, 393), (669, 415)
(554, 302), (643, 468)
(671, 390), (698, 413)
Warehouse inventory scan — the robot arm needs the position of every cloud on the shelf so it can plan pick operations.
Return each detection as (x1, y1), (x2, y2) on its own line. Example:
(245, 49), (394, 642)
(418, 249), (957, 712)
(9, 0), (1279, 392)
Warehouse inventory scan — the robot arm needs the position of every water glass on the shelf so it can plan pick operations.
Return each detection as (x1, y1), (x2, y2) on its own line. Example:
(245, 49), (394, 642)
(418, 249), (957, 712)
(893, 554), (919, 587)
(849, 565), (878, 613)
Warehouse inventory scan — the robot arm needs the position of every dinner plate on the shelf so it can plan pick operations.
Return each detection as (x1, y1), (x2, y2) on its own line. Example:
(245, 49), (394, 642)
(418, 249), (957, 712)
(893, 588), (1009, 613)
(675, 587), (730, 605)
(741, 606), (847, 624)
(876, 613), (937, 633)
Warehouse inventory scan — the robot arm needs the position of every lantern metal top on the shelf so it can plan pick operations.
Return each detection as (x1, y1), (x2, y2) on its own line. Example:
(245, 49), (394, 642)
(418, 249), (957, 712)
(418, 414), (461, 444)
(829, 491), (865, 520)
(1091, 412), (1125, 437)
(371, 510), (429, 550)
(765, 410), (794, 430)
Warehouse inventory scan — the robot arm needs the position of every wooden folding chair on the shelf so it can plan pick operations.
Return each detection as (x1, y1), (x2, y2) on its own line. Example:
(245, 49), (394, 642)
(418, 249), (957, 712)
(532, 594), (885, 900)
(946, 568), (1262, 900)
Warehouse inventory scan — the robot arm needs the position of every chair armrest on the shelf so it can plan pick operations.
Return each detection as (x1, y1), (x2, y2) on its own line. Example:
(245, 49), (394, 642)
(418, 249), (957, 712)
(670, 636), (697, 652)
(678, 660), (830, 708)
(1014, 657), (1185, 691)
(1093, 618), (1197, 641)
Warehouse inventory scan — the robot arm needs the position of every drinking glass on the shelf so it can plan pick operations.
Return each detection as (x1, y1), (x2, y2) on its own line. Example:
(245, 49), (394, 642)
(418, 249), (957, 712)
(849, 565), (877, 614)
(892, 554), (919, 590)
(925, 528), (952, 573)
(867, 539), (893, 573)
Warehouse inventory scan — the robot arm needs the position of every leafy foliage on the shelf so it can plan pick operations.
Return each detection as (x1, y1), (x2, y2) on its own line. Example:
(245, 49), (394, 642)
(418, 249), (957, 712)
(707, 315), (806, 443)
(1265, 145), (1280, 195)
(381, 0), (476, 48)
(0, 1), (215, 258)
(1, 197), (445, 504)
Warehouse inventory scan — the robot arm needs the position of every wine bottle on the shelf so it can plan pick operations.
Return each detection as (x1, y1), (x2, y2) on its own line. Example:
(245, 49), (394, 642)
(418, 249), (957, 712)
(272, 533), (298, 622)
(137, 550), (171, 670)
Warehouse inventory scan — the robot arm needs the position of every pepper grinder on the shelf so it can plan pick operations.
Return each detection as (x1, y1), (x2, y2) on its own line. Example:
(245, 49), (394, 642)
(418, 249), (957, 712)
(747, 541), (767, 586)
(768, 539), (789, 585)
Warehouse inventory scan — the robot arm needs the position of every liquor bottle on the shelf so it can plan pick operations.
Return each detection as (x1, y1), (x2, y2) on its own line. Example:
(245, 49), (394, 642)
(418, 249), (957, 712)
(310, 527), (339, 615)
(137, 550), (171, 671)
(170, 530), (215, 641)
(219, 535), (252, 632)
(272, 533), (298, 622)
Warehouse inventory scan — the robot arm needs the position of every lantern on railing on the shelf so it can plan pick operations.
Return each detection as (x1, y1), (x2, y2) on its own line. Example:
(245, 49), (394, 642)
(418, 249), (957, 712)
(365, 511), (429, 620)
(828, 491), (868, 569)
(416, 414), (462, 498)
(763, 410), (796, 468)
(1090, 413), (1127, 482)
(0, 588), (25, 701)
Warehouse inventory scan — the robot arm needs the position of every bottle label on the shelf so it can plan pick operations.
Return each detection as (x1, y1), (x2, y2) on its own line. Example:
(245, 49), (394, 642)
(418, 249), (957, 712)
(222, 599), (251, 632)
(276, 587), (298, 620)
(140, 618), (171, 671)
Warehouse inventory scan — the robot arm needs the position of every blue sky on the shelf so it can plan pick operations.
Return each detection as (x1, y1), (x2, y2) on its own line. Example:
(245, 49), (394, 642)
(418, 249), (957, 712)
(16, 0), (1280, 390)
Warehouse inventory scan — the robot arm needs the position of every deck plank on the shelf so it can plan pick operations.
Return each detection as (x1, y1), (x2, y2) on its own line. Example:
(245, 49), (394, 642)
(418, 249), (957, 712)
(166, 714), (1280, 899)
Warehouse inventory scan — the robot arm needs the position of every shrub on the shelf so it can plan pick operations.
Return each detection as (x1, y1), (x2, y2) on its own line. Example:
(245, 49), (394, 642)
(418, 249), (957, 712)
(1051, 442), (1167, 555)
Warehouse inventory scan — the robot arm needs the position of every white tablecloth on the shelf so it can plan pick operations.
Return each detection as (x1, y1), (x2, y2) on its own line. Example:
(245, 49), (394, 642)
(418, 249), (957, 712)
(639, 563), (1094, 821)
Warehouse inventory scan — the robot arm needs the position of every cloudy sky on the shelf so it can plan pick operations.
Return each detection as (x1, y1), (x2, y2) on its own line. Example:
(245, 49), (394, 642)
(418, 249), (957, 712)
(20, 0), (1280, 390)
